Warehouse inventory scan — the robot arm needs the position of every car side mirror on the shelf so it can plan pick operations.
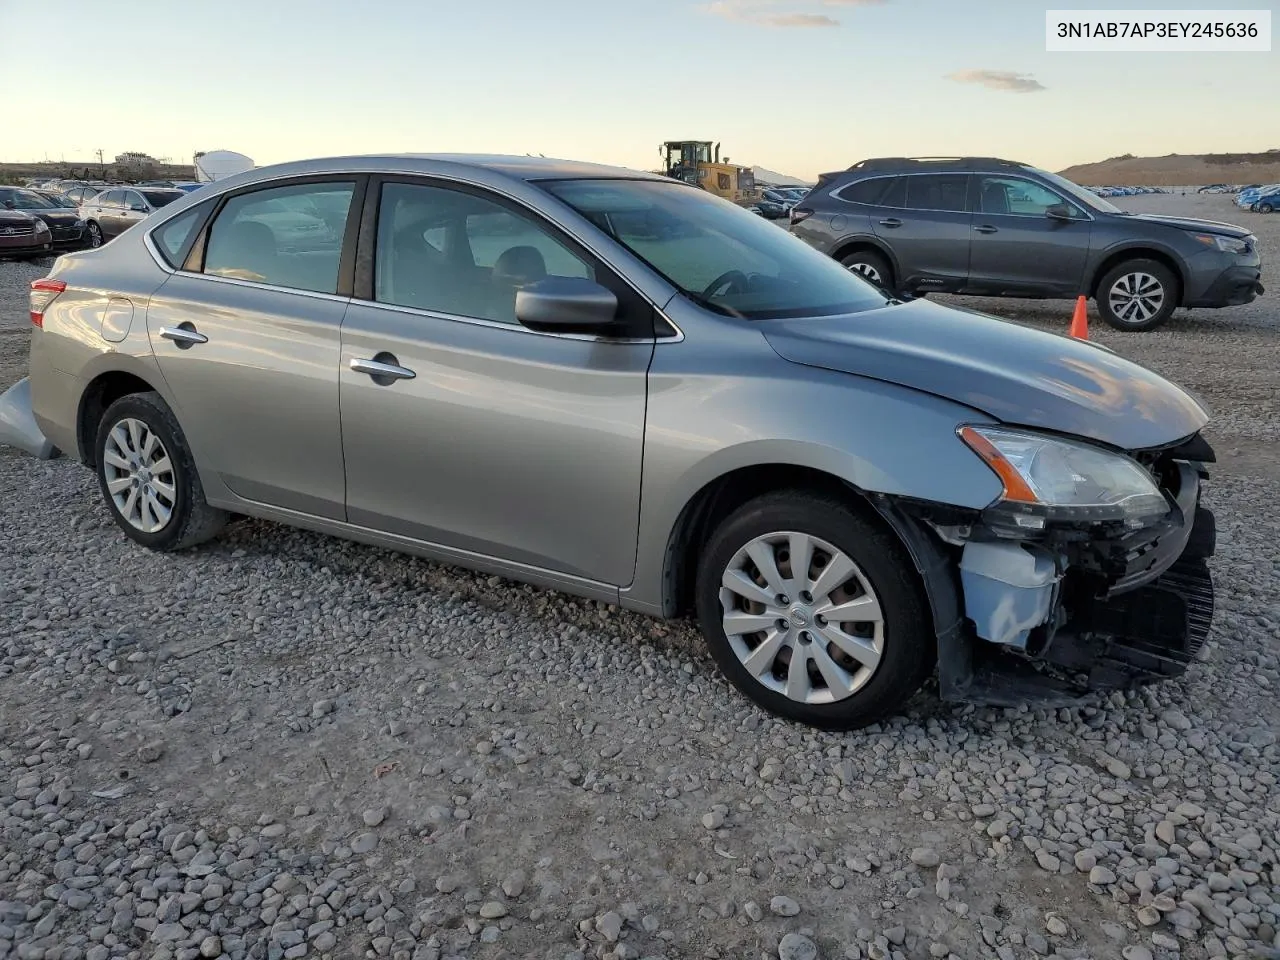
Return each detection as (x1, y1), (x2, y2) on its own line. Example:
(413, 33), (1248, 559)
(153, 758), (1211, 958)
(130, 203), (148, 213)
(514, 277), (620, 335)
(1046, 203), (1075, 221)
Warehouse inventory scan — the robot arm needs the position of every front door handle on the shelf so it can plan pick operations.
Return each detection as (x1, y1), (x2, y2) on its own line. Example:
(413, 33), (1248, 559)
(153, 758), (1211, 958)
(350, 356), (416, 383)
(158, 325), (208, 346)
(973, 224), (999, 234)
(878, 218), (903, 228)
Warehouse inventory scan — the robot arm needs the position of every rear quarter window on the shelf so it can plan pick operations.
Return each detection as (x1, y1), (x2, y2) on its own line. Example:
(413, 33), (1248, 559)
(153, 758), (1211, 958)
(836, 176), (896, 205)
(152, 201), (213, 268)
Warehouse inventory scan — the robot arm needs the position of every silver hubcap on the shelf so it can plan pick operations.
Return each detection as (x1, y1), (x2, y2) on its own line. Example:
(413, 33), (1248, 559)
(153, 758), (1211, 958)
(102, 418), (176, 534)
(719, 531), (885, 705)
(89, 225), (101, 247)
(1108, 272), (1165, 324)
(848, 261), (882, 284)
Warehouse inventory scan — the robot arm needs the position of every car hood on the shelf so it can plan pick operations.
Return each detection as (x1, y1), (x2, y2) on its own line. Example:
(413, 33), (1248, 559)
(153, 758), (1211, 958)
(22, 208), (80, 223)
(0, 210), (35, 225)
(758, 298), (1209, 452)
(1118, 212), (1251, 237)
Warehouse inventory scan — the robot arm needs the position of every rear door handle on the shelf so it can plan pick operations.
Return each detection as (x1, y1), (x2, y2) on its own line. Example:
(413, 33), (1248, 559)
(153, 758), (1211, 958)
(158, 325), (207, 346)
(878, 218), (902, 228)
(350, 356), (416, 382)
(973, 224), (999, 234)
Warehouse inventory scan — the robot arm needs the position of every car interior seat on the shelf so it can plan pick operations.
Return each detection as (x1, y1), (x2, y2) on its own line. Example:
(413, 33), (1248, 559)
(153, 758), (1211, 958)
(982, 183), (1010, 215)
(208, 219), (278, 284)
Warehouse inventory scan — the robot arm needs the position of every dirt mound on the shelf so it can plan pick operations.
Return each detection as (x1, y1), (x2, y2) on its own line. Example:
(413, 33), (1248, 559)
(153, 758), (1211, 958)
(1059, 151), (1280, 187)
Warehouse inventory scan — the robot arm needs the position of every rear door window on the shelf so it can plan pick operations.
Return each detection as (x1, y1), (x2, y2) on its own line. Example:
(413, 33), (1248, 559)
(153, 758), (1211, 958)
(201, 181), (356, 294)
(904, 175), (970, 213)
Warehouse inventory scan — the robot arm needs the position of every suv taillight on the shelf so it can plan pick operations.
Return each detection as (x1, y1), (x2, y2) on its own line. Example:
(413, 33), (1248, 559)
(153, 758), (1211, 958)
(29, 278), (66, 328)
(790, 207), (814, 225)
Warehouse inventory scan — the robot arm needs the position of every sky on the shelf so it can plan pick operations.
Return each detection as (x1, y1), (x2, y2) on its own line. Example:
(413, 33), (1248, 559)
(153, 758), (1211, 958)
(1, 0), (1275, 181)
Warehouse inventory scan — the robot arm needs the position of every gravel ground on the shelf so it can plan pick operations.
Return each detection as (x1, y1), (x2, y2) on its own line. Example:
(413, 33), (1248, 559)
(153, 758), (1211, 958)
(1, 193), (1277, 960)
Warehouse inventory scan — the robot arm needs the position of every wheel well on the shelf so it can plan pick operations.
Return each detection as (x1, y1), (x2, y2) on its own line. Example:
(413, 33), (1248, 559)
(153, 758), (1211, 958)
(662, 464), (906, 618)
(77, 371), (157, 466)
(831, 241), (895, 278)
(1088, 248), (1184, 301)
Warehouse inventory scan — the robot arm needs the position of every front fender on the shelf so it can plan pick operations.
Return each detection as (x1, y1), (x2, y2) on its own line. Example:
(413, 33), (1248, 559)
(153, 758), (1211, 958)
(623, 354), (1004, 613)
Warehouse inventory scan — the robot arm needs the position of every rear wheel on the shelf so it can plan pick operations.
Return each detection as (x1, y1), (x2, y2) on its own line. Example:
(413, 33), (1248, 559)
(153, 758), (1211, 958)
(94, 391), (227, 551)
(694, 491), (934, 729)
(839, 250), (894, 292)
(1095, 259), (1179, 331)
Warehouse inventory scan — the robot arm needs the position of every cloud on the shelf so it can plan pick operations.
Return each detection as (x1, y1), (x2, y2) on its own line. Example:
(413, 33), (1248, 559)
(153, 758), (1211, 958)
(945, 69), (1047, 93)
(704, 1), (841, 27)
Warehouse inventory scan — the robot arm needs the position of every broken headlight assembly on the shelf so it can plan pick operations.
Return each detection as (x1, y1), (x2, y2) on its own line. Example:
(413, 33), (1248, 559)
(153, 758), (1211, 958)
(958, 426), (1171, 533)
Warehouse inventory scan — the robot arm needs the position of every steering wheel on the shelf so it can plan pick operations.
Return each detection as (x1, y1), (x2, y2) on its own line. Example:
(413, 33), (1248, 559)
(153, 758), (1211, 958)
(702, 270), (750, 299)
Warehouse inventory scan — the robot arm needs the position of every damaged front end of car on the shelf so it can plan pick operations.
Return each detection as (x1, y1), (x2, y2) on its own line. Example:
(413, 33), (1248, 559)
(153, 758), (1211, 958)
(871, 427), (1216, 707)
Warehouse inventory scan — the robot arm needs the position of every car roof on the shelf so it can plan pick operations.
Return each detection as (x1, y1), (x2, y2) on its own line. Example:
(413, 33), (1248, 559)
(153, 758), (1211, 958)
(208, 153), (672, 187)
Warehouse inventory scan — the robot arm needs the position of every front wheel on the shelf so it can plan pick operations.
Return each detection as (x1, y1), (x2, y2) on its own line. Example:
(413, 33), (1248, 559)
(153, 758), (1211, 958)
(694, 491), (935, 729)
(1095, 259), (1179, 331)
(86, 221), (103, 248)
(94, 391), (227, 551)
(1260, 202), (1275, 214)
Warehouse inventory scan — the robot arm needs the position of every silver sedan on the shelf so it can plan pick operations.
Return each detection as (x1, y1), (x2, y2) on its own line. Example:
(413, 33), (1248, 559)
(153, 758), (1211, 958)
(1, 154), (1218, 728)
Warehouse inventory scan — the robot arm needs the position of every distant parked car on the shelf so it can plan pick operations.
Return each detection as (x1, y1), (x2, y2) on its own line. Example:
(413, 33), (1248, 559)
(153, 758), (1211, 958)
(0, 187), (88, 251)
(790, 156), (1264, 331)
(78, 186), (185, 247)
(0, 209), (53, 258)
(1251, 187), (1280, 214)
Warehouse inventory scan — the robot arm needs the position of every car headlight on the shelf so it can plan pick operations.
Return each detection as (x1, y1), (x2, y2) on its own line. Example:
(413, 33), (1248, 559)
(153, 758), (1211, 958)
(959, 426), (1169, 527)
(74, 218), (86, 227)
(1192, 233), (1249, 255)
(34, 219), (50, 233)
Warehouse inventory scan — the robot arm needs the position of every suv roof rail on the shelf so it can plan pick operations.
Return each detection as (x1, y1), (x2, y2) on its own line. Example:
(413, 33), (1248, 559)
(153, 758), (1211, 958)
(845, 156), (1030, 172)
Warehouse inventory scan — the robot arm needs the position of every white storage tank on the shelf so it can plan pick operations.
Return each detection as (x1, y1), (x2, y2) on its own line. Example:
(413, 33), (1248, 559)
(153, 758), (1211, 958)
(194, 150), (255, 182)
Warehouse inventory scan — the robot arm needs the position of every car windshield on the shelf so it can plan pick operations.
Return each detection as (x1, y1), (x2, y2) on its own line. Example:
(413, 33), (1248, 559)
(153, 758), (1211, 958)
(141, 190), (181, 208)
(0, 188), (55, 209)
(542, 178), (891, 319)
(1032, 169), (1125, 214)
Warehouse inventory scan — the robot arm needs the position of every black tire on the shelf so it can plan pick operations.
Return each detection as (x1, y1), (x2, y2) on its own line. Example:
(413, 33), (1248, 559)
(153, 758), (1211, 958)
(1260, 202), (1275, 214)
(839, 249), (895, 293)
(1095, 258), (1179, 332)
(94, 391), (227, 551)
(694, 490), (935, 730)
(86, 221), (103, 248)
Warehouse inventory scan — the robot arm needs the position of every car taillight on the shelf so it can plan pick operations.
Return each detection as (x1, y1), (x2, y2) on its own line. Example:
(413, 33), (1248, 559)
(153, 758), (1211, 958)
(29, 278), (66, 328)
(790, 207), (814, 225)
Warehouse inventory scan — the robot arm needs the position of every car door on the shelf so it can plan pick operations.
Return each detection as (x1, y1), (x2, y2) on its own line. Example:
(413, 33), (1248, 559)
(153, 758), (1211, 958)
(116, 190), (154, 237)
(870, 173), (972, 292)
(144, 177), (364, 520)
(967, 175), (1093, 296)
(338, 176), (653, 587)
(93, 190), (127, 238)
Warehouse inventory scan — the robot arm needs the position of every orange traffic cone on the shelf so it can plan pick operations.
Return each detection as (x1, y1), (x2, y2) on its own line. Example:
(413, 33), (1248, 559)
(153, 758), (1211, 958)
(1069, 295), (1089, 340)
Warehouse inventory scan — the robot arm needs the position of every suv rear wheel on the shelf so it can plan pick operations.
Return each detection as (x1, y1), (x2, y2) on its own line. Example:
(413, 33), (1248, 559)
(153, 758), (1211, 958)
(1096, 259), (1179, 331)
(840, 250), (894, 292)
(694, 491), (934, 729)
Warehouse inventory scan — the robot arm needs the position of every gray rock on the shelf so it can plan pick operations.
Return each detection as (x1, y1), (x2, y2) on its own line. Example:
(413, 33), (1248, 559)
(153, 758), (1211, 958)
(1122, 947), (1153, 960)
(597, 911), (622, 943)
(479, 901), (507, 919)
(770, 896), (801, 917)
(351, 833), (378, 854)
(778, 933), (818, 960)
(910, 848), (941, 868)
(152, 923), (187, 943)
(501, 871), (526, 899)
(1025, 933), (1049, 955)
(362, 808), (387, 827)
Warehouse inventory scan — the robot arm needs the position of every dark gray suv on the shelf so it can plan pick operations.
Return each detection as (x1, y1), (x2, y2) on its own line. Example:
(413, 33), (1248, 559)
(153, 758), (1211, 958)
(790, 157), (1264, 331)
